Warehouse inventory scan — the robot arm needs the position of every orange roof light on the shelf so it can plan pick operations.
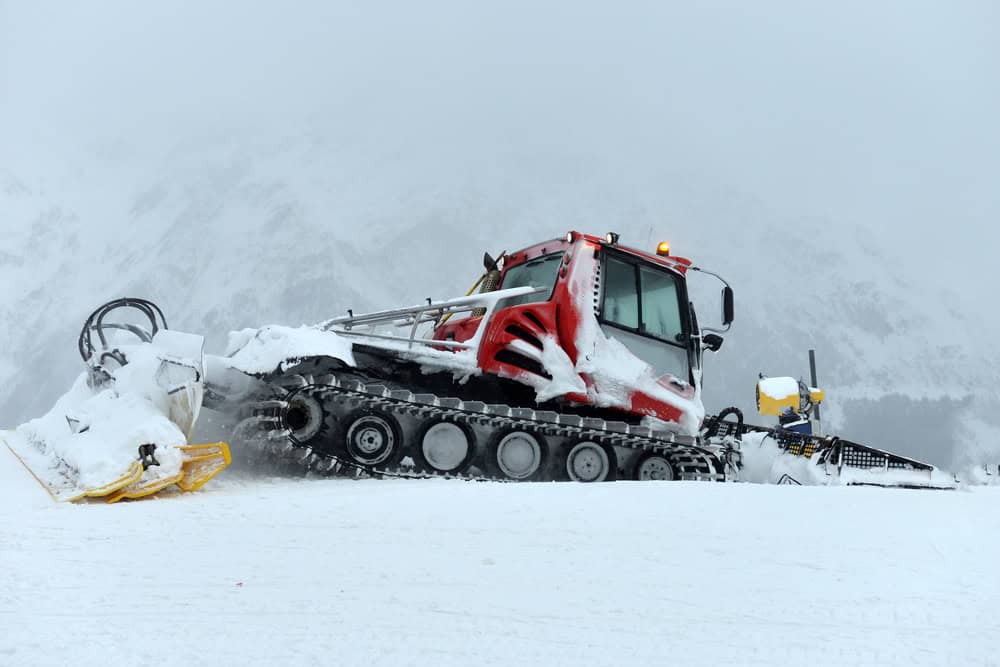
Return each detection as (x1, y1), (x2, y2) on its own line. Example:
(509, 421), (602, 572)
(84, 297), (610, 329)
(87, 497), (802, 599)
(656, 241), (671, 256)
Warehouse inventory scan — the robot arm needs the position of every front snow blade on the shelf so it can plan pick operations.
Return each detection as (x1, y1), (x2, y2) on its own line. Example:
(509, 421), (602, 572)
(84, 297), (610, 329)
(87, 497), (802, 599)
(2, 430), (145, 502)
(3, 430), (231, 504)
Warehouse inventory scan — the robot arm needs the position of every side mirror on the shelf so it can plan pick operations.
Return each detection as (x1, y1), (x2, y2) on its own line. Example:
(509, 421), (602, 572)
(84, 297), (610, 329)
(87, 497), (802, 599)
(722, 286), (734, 326)
(703, 333), (724, 352)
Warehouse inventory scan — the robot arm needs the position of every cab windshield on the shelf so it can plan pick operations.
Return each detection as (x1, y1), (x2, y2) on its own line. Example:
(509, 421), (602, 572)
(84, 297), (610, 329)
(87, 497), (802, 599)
(497, 254), (562, 308)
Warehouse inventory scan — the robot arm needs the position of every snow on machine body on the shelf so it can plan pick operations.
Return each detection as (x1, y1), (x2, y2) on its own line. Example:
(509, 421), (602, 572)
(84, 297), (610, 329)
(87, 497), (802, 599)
(220, 231), (951, 488)
(220, 231), (740, 483)
(5, 232), (955, 501)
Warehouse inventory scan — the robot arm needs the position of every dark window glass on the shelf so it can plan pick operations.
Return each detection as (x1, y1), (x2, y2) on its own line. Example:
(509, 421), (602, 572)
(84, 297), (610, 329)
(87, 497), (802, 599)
(601, 255), (685, 344)
(640, 266), (683, 341)
(498, 255), (562, 307)
(603, 257), (639, 329)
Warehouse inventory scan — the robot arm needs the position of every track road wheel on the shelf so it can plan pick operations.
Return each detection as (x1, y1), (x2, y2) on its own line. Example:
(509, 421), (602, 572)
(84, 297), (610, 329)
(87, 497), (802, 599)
(414, 420), (476, 474)
(564, 440), (617, 482)
(283, 392), (331, 449)
(341, 410), (403, 468)
(633, 453), (676, 481)
(489, 430), (547, 481)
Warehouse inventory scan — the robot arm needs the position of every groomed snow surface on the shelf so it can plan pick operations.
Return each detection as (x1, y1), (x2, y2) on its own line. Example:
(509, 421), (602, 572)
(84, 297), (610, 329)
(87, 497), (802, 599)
(2, 446), (998, 667)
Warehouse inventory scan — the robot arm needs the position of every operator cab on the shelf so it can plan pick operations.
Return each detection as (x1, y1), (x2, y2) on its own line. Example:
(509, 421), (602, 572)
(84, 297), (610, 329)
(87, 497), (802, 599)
(487, 232), (709, 388)
(466, 231), (733, 406)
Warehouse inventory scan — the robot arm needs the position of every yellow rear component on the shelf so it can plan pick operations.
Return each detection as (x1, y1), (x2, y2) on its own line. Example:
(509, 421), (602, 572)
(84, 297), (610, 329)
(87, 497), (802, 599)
(756, 377), (824, 416)
(785, 440), (818, 458)
(756, 377), (802, 416)
(757, 391), (799, 416)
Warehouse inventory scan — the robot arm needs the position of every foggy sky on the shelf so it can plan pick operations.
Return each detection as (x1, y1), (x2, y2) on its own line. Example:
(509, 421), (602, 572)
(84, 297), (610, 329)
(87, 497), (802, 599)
(3, 1), (999, 329)
(1, 2), (999, 465)
(4, 2), (998, 258)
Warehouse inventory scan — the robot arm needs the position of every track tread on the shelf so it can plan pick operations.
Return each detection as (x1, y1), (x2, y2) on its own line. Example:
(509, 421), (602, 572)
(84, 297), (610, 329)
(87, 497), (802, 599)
(237, 374), (737, 483)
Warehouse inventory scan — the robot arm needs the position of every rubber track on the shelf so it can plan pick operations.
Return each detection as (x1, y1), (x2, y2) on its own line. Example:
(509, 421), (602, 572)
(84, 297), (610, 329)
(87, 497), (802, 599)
(237, 374), (736, 483)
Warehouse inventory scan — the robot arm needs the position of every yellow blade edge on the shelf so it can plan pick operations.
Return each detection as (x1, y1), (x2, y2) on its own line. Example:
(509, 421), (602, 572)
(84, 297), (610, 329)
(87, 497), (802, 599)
(74, 461), (146, 501)
(106, 470), (184, 504)
(105, 442), (231, 503)
(176, 442), (232, 493)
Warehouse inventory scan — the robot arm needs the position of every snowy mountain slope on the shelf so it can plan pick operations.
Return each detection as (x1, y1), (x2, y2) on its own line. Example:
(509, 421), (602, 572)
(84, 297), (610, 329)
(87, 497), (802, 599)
(1, 138), (998, 468)
(1, 446), (998, 667)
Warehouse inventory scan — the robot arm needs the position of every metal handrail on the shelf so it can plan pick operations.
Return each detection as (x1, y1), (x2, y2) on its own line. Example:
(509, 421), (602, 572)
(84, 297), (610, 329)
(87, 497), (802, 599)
(319, 286), (544, 352)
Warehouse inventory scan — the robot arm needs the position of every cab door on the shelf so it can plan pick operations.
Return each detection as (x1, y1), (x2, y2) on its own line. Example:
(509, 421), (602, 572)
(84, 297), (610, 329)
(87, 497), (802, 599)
(598, 253), (692, 383)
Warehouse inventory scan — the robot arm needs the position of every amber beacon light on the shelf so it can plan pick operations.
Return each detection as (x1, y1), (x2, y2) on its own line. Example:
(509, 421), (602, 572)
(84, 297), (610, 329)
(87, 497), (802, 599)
(656, 241), (671, 256)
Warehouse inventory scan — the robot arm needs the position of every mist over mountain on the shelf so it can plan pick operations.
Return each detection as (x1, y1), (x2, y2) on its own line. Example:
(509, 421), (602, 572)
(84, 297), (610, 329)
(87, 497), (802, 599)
(2, 1), (997, 469)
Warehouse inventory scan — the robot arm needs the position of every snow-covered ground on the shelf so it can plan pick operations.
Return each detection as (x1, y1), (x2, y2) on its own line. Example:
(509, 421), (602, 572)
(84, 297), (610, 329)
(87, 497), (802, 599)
(2, 445), (997, 666)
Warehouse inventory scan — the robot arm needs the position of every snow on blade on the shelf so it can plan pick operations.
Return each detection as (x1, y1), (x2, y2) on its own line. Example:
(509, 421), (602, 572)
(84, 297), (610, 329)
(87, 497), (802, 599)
(3, 334), (231, 503)
(7, 349), (190, 500)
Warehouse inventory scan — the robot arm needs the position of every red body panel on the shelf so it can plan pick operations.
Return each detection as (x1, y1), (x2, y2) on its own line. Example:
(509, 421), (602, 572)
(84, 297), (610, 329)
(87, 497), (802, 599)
(433, 232), (700, 431)
(435, 314), (482, 344)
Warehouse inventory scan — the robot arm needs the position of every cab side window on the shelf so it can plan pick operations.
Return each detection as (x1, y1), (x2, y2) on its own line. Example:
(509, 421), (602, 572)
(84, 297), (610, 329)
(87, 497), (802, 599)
(603, 257), (639, 329)
(639, 266), (682, 341)
(601, 255), (685, 344)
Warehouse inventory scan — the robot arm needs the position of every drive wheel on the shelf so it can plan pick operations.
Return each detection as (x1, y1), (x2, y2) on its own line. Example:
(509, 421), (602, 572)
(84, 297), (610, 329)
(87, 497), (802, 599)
(633, 453), (676, 481)
(414, 420), (475, 474)
(341, 410), (402, 468)
(564, 440), (617, 482)
(489, 430), (546, 481)
(283, 392), (330, 448)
